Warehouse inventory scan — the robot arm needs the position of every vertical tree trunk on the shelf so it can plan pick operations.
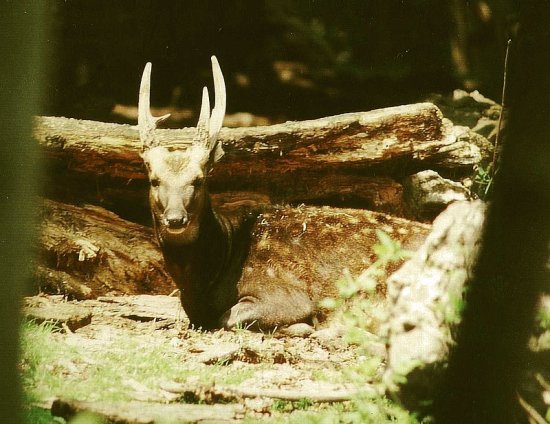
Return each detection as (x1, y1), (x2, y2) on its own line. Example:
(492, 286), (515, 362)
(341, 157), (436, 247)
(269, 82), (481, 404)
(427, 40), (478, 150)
(434, 2), (550, 422)
(0, 2), (48, 423)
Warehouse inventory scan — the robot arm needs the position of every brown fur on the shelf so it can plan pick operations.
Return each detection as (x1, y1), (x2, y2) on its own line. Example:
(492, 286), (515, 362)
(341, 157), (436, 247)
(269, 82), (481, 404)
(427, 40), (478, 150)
(220, 205), (428, 329)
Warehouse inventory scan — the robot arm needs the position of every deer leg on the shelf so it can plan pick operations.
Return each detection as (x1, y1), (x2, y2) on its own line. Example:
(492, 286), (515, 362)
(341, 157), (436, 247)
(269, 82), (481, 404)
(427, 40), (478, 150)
(220, 291), (314, 330)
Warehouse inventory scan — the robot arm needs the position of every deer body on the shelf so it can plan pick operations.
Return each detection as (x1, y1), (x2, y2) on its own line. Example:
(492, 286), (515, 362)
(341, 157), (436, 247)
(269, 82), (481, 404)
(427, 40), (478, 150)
(138, 57), (428, 330)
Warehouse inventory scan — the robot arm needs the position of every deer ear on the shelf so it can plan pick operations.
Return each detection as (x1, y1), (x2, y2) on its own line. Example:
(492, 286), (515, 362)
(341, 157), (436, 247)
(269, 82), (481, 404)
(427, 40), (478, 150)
(200, 141), (223, 173)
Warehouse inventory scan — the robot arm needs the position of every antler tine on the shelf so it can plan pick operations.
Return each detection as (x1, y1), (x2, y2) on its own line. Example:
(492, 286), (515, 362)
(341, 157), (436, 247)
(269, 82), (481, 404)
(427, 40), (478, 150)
(138, 62), (170, 150)
(208, 55), (226, 143)
(196, 86), (210, 145)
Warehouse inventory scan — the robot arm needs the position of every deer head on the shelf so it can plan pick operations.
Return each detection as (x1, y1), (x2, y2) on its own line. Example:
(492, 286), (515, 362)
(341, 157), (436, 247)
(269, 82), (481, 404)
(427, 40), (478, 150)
(138, 56), (226, 245)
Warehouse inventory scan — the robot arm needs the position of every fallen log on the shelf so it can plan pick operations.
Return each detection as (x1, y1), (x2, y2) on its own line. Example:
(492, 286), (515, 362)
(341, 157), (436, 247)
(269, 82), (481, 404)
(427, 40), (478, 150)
(37, 198), (176, 299)
(35, 103), (487, 220)
(34, 102), (480, 179)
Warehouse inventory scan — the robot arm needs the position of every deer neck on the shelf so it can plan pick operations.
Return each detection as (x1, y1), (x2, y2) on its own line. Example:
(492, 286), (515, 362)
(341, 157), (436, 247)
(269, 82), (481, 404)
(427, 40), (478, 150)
(157, 197), (231, 293)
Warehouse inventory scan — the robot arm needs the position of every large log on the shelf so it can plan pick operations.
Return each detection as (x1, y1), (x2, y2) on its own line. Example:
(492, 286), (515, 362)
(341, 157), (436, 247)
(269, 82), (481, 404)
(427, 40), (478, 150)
(36, 198), (176, 299)
(34, 102), (481, 179)
(34, 103), (488, 220)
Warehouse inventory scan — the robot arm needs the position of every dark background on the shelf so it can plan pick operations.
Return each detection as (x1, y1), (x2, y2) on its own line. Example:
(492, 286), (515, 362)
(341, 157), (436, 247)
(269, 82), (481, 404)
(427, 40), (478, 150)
(44, 0), (519, 124)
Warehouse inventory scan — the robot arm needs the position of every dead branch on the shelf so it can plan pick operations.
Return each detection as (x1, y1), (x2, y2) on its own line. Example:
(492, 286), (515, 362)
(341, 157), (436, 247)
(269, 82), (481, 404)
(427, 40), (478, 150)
(160, 381), (373, 403)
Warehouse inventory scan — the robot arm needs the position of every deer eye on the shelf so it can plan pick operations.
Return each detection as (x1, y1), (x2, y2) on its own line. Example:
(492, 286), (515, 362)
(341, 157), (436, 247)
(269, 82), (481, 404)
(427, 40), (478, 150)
(151, 178), (160, 187)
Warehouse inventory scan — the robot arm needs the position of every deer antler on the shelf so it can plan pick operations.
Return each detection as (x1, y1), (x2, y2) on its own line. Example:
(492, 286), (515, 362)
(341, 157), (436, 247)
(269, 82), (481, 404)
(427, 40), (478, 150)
(209, 56), (226, 143)
(139, 57), (225, 161)
(138, 62), (170, 150)
(195, 56), (226, 163)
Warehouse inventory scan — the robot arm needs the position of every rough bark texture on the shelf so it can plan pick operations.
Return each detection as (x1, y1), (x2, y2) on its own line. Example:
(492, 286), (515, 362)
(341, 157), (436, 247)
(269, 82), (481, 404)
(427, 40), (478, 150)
(34, 103), (487, 220)
(37, 198), (176, 299)
(34, 103), (478, 179)
(382, 200), (486, 412)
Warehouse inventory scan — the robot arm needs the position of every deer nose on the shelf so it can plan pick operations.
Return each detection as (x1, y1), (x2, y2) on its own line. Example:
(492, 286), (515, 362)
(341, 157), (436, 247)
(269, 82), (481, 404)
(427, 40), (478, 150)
(166, 216), (188, 229)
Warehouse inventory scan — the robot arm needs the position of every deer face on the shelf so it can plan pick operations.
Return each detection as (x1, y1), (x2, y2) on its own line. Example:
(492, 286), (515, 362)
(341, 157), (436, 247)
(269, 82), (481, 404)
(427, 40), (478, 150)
(142, 146), (208, 243)
(138, 57), (226, 245)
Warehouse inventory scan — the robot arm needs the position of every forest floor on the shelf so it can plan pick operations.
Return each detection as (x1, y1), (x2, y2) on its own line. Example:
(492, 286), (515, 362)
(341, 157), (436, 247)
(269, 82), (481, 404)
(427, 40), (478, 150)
(21, 293), (414, 424)
(20, 293), (550, 423)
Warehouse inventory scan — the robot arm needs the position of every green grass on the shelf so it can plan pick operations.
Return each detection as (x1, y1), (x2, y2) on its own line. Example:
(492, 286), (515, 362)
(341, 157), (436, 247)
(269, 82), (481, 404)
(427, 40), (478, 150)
(23, 405), (59, 424)
(20, 319), (255, 405)
(20, 317), (422, 423)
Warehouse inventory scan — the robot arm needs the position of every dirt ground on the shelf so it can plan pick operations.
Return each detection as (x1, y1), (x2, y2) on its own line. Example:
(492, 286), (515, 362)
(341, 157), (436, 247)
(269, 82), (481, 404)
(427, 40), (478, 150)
(22, 292), (550, 423)
(23, 294), (385, 423)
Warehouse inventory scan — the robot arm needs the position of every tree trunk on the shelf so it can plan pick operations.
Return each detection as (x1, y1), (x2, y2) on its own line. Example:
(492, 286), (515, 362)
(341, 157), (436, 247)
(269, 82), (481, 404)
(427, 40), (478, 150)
(434, 3), (550, 422)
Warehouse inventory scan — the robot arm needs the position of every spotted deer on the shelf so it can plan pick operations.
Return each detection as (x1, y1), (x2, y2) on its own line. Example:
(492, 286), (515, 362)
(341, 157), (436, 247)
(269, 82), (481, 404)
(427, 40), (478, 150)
(138, 57), (430, 331)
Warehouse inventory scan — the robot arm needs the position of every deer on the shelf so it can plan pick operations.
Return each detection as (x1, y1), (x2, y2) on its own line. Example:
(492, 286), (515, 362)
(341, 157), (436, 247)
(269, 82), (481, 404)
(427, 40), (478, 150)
(138, 56), (431, 331)
(138, 56), (308, 331)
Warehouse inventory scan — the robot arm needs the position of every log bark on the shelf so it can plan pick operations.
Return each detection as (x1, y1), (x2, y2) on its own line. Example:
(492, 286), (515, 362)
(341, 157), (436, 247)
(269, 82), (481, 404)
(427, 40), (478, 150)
(34, 102), (480, 179)
(37, 198), (176, 299)
(34, 103), (486, 220)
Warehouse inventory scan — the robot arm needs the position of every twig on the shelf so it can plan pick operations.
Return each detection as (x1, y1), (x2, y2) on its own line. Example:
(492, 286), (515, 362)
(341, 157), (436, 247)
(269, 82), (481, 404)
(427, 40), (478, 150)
(227, 386), (365, 402)
(491, 39), (512, 175)
(536, 373), (550, 391)
(517, 393), (547, 424)
(160, 381), (375, 403)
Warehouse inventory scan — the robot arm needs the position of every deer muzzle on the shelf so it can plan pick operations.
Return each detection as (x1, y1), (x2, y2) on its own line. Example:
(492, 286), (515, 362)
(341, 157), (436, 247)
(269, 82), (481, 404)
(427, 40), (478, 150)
(163, 209), (189, 233)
